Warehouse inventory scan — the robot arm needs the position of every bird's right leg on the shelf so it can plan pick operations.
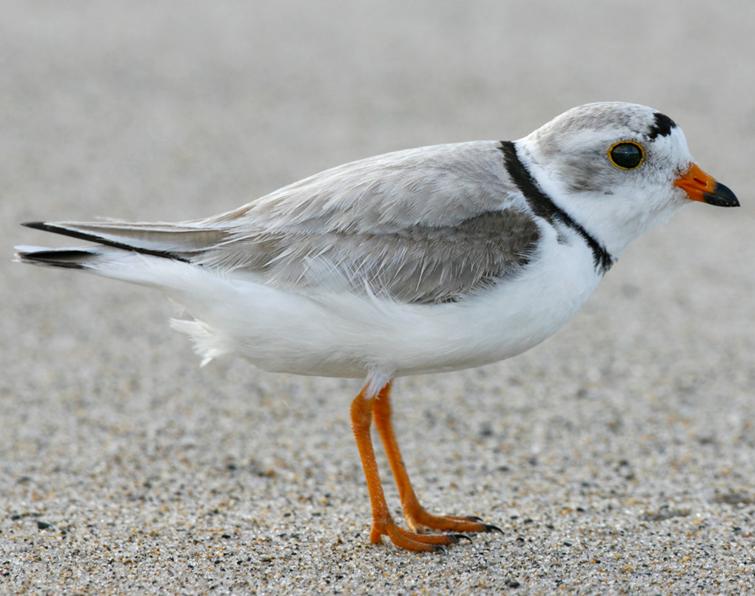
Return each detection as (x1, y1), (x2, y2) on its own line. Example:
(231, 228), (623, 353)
(350, 383), (464, 552)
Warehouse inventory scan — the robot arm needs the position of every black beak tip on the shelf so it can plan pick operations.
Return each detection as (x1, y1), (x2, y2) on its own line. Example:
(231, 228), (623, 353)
(703, 182), (740, 207)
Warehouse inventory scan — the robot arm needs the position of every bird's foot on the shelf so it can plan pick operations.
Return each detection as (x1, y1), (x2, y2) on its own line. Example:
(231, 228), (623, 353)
(404, 507), (503, 534)
(370, 516), (470, 552)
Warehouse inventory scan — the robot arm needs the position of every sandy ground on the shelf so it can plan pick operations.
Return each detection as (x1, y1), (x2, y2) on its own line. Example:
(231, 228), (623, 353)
(1, 1), (753, 593)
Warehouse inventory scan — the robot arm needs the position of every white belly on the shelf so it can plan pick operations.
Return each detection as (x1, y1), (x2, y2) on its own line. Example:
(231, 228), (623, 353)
(383, 231), (602, 376)
(168, 230), (602, 379)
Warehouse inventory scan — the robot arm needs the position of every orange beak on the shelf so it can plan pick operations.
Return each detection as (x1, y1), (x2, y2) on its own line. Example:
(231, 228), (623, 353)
(674, 163), (739, 207)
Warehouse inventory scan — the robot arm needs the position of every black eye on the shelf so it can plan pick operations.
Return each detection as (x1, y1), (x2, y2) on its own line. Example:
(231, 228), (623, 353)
(608, 141), (645, 169)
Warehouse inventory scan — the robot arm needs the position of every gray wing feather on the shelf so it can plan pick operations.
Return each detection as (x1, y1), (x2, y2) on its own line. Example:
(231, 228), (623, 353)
(204, 142), (513, 233)
(27, 141), (541, 304)
(197, 141), (541, 303)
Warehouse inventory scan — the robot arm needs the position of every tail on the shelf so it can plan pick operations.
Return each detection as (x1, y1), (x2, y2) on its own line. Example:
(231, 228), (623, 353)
(16, 221), (241, 367)
(14, 244), (111, 269)
(15, 218), (236, 274)
(13, 243), (188, 288)
(14, 219), (231, 289)
(18, 220), (230, 262)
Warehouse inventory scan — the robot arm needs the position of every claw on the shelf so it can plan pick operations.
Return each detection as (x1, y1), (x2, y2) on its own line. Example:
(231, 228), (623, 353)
(451, 533), (473, 543)
(484, 524), (504, 534)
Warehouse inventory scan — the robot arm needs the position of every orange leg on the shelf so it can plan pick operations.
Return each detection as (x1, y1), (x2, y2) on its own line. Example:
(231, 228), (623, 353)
(350, 385), (467, 552)
(372, 382), (502, 534)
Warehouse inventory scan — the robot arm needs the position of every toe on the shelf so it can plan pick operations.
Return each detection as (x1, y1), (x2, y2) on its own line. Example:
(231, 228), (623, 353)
(392, 524), (463, 545)
(384, 524), (441, 552)
(382, 522), (473, 552)
(406, 510), (502, 534)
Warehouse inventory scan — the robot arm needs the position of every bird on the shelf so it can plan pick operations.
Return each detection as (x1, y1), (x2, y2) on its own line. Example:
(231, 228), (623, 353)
(15, 102), (739, 552)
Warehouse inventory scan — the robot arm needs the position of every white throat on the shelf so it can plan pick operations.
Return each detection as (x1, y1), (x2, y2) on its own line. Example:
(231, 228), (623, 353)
(515, 137), (679, 259)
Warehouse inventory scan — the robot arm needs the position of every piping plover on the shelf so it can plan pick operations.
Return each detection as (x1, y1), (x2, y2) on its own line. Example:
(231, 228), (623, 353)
(16, 102), (739, 552)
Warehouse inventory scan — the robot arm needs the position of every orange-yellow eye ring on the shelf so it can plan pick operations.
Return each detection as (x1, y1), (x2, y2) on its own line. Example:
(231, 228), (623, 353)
(608, 141), (646, 170)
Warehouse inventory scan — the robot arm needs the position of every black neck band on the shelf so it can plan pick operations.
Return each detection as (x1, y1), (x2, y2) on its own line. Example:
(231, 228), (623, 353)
(499, 141), (613, 273)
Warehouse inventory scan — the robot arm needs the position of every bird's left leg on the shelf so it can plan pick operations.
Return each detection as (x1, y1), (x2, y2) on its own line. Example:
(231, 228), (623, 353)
(372, 382), (502, 534)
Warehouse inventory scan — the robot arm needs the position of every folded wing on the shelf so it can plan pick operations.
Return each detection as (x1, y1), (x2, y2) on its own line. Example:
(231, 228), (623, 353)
(21, 141), (541, 303)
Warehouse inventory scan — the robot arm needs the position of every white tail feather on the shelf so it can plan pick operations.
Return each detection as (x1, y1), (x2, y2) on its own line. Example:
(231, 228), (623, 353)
(170, 318), (231, 366)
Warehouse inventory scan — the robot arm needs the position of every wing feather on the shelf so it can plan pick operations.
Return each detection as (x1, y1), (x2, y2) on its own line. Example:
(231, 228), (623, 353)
(197, 141), (541, 303)
(26, 141), (542, 304)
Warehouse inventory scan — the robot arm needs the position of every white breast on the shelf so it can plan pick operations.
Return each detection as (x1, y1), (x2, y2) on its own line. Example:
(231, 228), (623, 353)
(379, 225), (602, 376)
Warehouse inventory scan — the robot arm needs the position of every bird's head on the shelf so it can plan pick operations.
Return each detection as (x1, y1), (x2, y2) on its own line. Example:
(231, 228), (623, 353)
(517, 102), (739, 257)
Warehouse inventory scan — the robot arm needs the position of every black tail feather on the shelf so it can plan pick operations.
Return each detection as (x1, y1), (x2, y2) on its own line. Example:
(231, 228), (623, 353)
(21, 221), (189, 262)
(15, 246), (99, 269)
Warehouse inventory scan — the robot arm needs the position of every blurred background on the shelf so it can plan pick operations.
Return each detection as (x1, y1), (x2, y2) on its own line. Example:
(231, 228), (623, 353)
(1, 1), (753, 592)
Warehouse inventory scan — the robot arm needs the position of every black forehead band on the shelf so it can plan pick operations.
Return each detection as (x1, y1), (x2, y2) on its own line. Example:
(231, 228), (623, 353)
(647, 112), (677, 140)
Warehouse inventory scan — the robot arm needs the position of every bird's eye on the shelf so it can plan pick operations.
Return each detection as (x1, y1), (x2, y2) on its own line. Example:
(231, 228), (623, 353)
(608, 141), (645, 170)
